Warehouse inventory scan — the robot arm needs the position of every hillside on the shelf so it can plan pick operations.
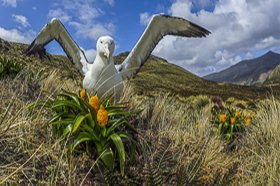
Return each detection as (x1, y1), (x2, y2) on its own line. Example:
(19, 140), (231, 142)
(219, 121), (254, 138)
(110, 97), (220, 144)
(262, 62), (280, 86)
(203, 51), (280, 86)
(1, 38), (279, 101)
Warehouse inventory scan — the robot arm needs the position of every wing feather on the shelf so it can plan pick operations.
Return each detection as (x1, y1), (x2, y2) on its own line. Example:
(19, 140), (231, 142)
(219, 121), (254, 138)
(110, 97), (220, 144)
(115, 14), (210, 79)
(22, 18), (88, 77)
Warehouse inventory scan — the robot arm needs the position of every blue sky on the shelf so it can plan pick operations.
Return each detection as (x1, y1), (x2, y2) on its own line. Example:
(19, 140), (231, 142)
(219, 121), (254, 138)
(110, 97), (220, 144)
(1, 0), (280, 76)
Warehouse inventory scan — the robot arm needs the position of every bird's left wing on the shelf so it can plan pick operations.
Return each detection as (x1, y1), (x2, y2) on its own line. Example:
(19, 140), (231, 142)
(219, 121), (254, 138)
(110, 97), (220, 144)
(115, 14), (210, 79)
(22, 18), (89, 77)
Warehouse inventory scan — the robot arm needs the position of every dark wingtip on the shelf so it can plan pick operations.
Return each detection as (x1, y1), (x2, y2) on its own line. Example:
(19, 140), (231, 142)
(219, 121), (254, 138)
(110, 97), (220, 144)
(189, 22), (211, 37)
(161, 13), (211, 38)
(22, 40), (37, 57)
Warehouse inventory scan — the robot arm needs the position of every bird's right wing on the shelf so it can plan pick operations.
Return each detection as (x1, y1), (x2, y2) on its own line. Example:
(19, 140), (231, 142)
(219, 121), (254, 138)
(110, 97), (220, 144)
(22, 18), (88, 76)
(115, 14), (210, 79)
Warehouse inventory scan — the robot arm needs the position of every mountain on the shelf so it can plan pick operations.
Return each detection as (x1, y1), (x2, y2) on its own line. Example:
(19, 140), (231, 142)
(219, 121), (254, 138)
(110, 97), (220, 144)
(0, 38), (279, 101)
(203, 51), (280, 86)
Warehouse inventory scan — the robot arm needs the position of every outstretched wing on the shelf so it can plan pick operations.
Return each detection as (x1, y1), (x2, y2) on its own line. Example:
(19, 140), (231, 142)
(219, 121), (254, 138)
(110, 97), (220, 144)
(115, 14), (210, 79)
(22, 18), (89, 77)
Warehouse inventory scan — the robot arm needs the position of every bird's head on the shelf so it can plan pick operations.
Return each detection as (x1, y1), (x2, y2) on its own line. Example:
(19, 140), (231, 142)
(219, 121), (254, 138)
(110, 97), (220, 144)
(97, 36), (115, 61)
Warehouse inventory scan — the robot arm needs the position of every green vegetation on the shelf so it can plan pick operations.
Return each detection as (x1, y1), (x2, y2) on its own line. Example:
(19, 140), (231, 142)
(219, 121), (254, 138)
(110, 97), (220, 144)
(0, 57), (23, 78)
(1, 38), (280, 185)
(31, 89), (140, 177)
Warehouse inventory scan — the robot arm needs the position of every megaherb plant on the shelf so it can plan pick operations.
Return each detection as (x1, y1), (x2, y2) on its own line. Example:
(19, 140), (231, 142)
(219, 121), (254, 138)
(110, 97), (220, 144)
(31, 89), (141, 176)
(212, 108), (252, 141)
(0, 57), (23, 78)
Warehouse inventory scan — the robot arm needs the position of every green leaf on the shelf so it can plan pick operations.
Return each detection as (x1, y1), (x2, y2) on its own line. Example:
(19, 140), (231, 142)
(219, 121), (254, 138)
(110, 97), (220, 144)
(72, 132), (94, 153)
(107, 110), (142, 135)
(226, 133), (232, 141)
(224, 122), (229, 130)
(99, 147), (114, 171)
(62, 124), (72, 136)
(236, 124), (242, 132)
(108, 133), (125, 177)
(106, 120), (126, 136)
(218, 123), (223, 134)
(79, 124), (99, 141)
(44, 112), (75, 128)
(71, 113), (88, 135)
(230, 123), (234, 135)
(117, 132), (136, 163)
(51, 100), (86, 113)
(100, 125), (106, 137)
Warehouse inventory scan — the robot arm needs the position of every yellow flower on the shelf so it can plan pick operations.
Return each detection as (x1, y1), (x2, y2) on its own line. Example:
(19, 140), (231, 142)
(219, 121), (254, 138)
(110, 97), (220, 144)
(89, 96), (100, 112)
(220, 114), (227, 123)
(212, 108), (215, 111)
(97, 105), (108, 126)
(246, 118), (251, 126)
(231, 117), (235, 124)
(80, 90), (87, 101)
(235, 111), (239, 117)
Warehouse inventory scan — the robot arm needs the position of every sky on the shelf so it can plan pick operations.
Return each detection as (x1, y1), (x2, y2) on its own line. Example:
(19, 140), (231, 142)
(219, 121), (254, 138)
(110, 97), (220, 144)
(1, 0), (280, 77)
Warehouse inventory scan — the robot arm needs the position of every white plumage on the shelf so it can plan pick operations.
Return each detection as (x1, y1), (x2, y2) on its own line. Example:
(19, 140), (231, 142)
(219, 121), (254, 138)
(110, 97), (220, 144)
(22, 14), (210, 100)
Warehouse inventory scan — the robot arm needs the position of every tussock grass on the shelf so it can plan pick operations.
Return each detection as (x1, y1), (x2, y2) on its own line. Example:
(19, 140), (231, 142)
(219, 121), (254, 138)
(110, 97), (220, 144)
(1, 69), (280, 185)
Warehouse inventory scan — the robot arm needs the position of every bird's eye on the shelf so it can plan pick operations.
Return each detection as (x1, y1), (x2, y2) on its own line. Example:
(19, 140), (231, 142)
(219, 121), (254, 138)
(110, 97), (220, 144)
(100, 41), (103, 44)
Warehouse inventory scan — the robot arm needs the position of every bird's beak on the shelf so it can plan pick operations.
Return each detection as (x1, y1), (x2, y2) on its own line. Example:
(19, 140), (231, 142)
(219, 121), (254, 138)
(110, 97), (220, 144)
(104, 43), (110, 60)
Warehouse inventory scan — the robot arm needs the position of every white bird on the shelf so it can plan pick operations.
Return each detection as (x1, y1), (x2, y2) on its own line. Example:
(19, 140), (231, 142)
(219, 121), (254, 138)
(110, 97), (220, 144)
(22, 14), (210, 100)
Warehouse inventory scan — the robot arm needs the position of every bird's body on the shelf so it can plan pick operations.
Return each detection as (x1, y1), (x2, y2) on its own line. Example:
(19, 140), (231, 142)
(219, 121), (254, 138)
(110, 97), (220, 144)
(22, 14), (210, 100)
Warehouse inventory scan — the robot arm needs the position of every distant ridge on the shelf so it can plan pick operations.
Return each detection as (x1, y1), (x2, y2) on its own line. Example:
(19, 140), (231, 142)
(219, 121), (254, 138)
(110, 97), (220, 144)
(203, 51), (280, 86)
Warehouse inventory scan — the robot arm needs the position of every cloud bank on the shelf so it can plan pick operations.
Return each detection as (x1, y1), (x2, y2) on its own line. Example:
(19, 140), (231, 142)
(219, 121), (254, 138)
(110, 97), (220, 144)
(148, 0), (280, 76)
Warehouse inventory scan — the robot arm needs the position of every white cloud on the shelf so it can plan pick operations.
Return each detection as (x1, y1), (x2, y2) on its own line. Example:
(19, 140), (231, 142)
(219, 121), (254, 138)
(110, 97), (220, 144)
(84, 48), (97, 62)
(12, 14), (30, 28)
(139, 12), (153, 26)
(151, 0), (280, 76)
(59, 0), (103, 23)
(48, 8), (72, 23)
(1, 0), (17, 7)
(32, 7), (36, 11)
(52, 0), (116, 42)
(244, 52), (253, 60)
(103, 0), (114, 6)
(0, 27), (35, 44)
(69, 21), (114, 40)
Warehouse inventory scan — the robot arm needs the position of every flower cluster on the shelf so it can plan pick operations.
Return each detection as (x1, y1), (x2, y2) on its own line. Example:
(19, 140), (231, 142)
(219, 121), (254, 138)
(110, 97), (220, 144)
(81, 90), (108, 126)
(80, 90), (87, 101)
(89, 96), (100, 112)
(220, 114), (227, 123)
(97, 105), (108, 126)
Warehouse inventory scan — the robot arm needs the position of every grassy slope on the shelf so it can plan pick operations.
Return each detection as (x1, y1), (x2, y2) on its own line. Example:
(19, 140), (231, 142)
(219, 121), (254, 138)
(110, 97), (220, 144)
(115, 52), (276, 101)
(1, 37), (280, 101)
(262, 62), (280, 86)
(1, 38), (280, 185)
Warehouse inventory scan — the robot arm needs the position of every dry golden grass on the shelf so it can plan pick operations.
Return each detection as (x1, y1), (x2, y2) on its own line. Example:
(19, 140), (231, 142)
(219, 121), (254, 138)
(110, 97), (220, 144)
(0, 69), (280, 185)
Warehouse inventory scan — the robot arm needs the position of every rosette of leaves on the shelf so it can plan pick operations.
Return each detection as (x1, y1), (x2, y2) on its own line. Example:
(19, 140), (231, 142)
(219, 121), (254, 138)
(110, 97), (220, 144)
(31, 89), (141, 176)
(214, 108), (245, 141)
(0, 57), (23, 78)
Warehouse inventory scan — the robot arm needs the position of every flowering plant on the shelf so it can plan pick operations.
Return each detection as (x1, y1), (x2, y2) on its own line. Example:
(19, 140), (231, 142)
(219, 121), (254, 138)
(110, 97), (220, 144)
(213, 108), (248, 141)
(33, 89), (140, 176)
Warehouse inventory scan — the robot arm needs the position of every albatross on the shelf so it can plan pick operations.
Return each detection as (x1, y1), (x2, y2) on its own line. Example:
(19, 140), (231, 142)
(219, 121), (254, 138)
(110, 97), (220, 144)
(22, 14), (210, 100)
